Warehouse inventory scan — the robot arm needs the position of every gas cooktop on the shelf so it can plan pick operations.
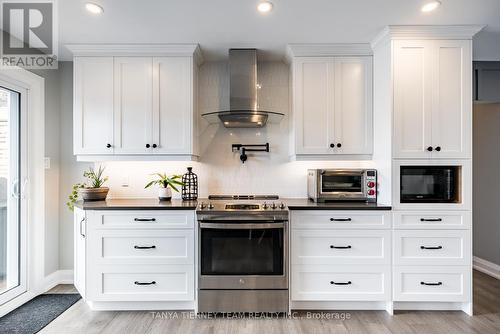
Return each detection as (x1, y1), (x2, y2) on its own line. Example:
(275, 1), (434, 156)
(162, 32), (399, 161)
(197, 194), (287, 212)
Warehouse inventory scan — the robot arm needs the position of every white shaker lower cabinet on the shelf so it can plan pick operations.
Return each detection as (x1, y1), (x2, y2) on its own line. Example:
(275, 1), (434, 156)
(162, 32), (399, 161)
(392, 211), (472, 315)
(290, 210), (393, 313)
(73, 209), (196, 311)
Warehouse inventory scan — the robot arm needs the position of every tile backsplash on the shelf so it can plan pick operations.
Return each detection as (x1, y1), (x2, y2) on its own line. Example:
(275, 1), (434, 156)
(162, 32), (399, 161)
(100, 61), (375, 199)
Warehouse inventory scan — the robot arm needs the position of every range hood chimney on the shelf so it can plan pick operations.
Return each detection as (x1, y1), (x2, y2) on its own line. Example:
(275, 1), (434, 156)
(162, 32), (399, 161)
(201, 49), (284, 128)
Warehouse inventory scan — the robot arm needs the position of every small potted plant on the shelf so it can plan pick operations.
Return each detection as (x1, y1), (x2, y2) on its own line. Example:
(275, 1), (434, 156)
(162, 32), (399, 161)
(67, 165), (109, 211)
(145, 173), (184, 201)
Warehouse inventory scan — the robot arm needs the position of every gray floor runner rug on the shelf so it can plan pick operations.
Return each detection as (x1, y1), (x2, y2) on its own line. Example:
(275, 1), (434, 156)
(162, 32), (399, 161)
(0, 293), (81, 334)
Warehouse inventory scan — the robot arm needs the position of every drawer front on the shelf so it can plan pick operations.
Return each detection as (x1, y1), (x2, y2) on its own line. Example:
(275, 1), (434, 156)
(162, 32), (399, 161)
(292, 230), (390, 265)
(291, 264), (391, 301)
(90, 229), (194, 265)
(88, 264), (194, 302)
(88, 210), (195, 229)
(394, 230), (470, 266)
(394, 266), (470, 302)
(393, 211), (471, 230)
(292, 211), (391, 229)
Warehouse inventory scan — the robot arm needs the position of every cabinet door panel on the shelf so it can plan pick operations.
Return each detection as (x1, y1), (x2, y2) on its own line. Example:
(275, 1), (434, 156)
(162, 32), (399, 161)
(295, 59), (334, 154)
(73, 208), (86, 299)
(152, 57), (192, 154)
(113, 57), (153, 154)
(73, 57), (114, 155)
(334, 57), (373, 154)
(393, 41), (433, 158)
(432, 40), (471, 159)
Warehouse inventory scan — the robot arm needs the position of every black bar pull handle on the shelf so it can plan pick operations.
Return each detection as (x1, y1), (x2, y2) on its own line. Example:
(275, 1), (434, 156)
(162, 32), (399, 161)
(330, 245), (352, 249)
(330, 218), (352, 222)
(330, 281), (352, 285)
(420, 218), (443, 222)
(134, 218), (156, 222)
(421, 281), (442, 286)
(420, 245), (443, 250)
(134, 245), (156, 249)
(134, 281), (156, 286)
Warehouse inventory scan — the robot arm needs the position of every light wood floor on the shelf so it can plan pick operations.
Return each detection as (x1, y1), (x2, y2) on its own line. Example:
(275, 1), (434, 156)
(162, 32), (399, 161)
(39, 270), (500, 334)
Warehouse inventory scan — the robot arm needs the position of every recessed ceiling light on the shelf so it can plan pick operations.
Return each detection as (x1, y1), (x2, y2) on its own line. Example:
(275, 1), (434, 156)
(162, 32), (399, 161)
(85, 2), (104, 14)
(421, 0), (441, 12)
(257, 1), (273, 14)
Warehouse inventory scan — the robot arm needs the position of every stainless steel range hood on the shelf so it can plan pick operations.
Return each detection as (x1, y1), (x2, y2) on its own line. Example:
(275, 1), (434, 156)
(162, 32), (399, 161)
(201, 49), (284, 128)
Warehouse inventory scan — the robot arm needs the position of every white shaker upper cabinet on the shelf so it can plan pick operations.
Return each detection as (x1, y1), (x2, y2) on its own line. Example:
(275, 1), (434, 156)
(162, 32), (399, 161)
(113, 57), (154, 155)
(333, 57), (373, 155)
(73, 57), (114, 155)
(393, 40), (471, 159)
(291, 55), (373, 159)
(293, 58), (334, 155)
(152, 57), (194, 155)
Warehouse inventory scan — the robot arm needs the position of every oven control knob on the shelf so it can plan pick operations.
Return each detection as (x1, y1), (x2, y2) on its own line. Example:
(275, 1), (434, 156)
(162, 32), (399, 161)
(279, 202), (286, 210)
(200, 202), (207, 209)
(239, 279), (245, 285)
(262, 202), (269, 209)
(367, 181), (375, 188)
(208, 203), (215, 210)
(368, 189), (376, 196)
(271, 202), (277, 209)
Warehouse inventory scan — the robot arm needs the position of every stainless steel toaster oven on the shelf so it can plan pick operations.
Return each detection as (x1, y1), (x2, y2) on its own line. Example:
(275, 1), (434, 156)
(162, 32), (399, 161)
(308, 169), (377, 203)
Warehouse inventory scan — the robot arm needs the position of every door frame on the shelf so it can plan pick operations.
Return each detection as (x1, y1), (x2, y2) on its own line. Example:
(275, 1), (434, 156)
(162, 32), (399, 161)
(0, 67), (45, 316)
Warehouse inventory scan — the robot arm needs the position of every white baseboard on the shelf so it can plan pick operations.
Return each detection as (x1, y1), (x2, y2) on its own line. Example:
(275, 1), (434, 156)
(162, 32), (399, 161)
(473, 256), (500, 280)
(43, 270), (74, 293)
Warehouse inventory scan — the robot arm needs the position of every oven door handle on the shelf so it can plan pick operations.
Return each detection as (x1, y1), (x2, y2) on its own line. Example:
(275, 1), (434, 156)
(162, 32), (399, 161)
(199, 222), (284, 229)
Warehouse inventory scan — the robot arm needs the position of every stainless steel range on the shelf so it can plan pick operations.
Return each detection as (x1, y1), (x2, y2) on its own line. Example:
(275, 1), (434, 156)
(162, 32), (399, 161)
(197, 195), (288, 313)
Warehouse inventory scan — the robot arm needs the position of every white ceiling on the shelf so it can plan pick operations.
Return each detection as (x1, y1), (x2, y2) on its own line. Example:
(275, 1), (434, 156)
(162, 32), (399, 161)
(59, 0), (500, 61)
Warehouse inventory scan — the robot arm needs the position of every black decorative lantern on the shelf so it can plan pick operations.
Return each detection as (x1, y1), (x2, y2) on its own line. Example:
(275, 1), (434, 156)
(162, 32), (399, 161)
(182, 167), (198, 200)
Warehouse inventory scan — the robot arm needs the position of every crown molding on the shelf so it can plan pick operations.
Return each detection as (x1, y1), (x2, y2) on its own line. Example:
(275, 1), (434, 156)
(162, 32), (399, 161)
(285, 43), (373, 63)
(371, 25), (486, 49)
(65, 44), (204, 64)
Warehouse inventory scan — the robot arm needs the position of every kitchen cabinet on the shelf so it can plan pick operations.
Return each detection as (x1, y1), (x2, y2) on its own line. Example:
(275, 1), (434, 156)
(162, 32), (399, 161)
(69, 44), (202, 160)
(289, 54), (373, 159)
(73, 208), (86, 299)
(393, 40), (472, 159)
(74, 209), (196, 310)
(73, 57), (114, 155)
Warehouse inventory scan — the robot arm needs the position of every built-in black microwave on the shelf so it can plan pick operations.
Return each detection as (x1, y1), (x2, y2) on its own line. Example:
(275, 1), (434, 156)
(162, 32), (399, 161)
(400, 166), (461, 203)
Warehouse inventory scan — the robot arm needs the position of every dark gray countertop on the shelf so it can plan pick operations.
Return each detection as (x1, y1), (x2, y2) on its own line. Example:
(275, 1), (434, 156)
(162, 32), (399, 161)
(74, 198), (391, 211)
(282, 198), (391, 210)
(74, 199), (198, 210)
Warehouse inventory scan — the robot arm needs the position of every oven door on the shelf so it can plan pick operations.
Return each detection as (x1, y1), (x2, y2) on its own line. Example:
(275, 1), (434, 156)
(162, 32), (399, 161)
(320, 170), (366, 200)
(199, 220), (288, 290)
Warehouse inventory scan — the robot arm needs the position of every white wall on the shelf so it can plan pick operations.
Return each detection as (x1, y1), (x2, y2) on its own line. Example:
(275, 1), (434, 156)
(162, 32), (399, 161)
(101, 62), (377, 200)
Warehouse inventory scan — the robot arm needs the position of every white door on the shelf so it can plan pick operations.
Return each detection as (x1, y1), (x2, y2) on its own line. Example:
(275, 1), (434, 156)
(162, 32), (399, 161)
(0, 82), (27, 305)
(333, 57), (373, 154)
(393, 40), (433, 159)
(294, 58), (335, 154)
(431, 40), (472, 159)
(152, 57), (192, 154)
(73, 57), (114, 155)
(113, 57), (153, 154)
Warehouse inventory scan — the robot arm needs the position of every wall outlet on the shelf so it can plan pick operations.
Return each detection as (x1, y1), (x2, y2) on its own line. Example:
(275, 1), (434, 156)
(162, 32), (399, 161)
(44, 157), (50, 169)
(121, 177), (129, 187)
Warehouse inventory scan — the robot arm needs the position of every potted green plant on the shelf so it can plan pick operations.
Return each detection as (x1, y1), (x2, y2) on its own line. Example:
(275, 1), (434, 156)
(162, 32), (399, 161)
(67, 165), (109, 211)
(145, 173), (184, 201)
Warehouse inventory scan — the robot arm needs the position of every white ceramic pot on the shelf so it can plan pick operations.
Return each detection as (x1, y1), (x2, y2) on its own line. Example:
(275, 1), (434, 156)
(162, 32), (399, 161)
(158, 187), (172, 201)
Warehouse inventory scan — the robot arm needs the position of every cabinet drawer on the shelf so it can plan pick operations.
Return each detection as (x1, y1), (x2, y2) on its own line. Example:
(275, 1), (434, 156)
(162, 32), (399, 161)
(394, 266), (470, 302)
(90, 229), (194, 265)
(88, 264), (194, 302)
(393, 211), (471, 230)
(291, 211), (391, 229)
(89, 210), (195, 229)
(292, 230), (390, 265)
(394, 230), (470, 265)
(291, 264), (390, 301)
